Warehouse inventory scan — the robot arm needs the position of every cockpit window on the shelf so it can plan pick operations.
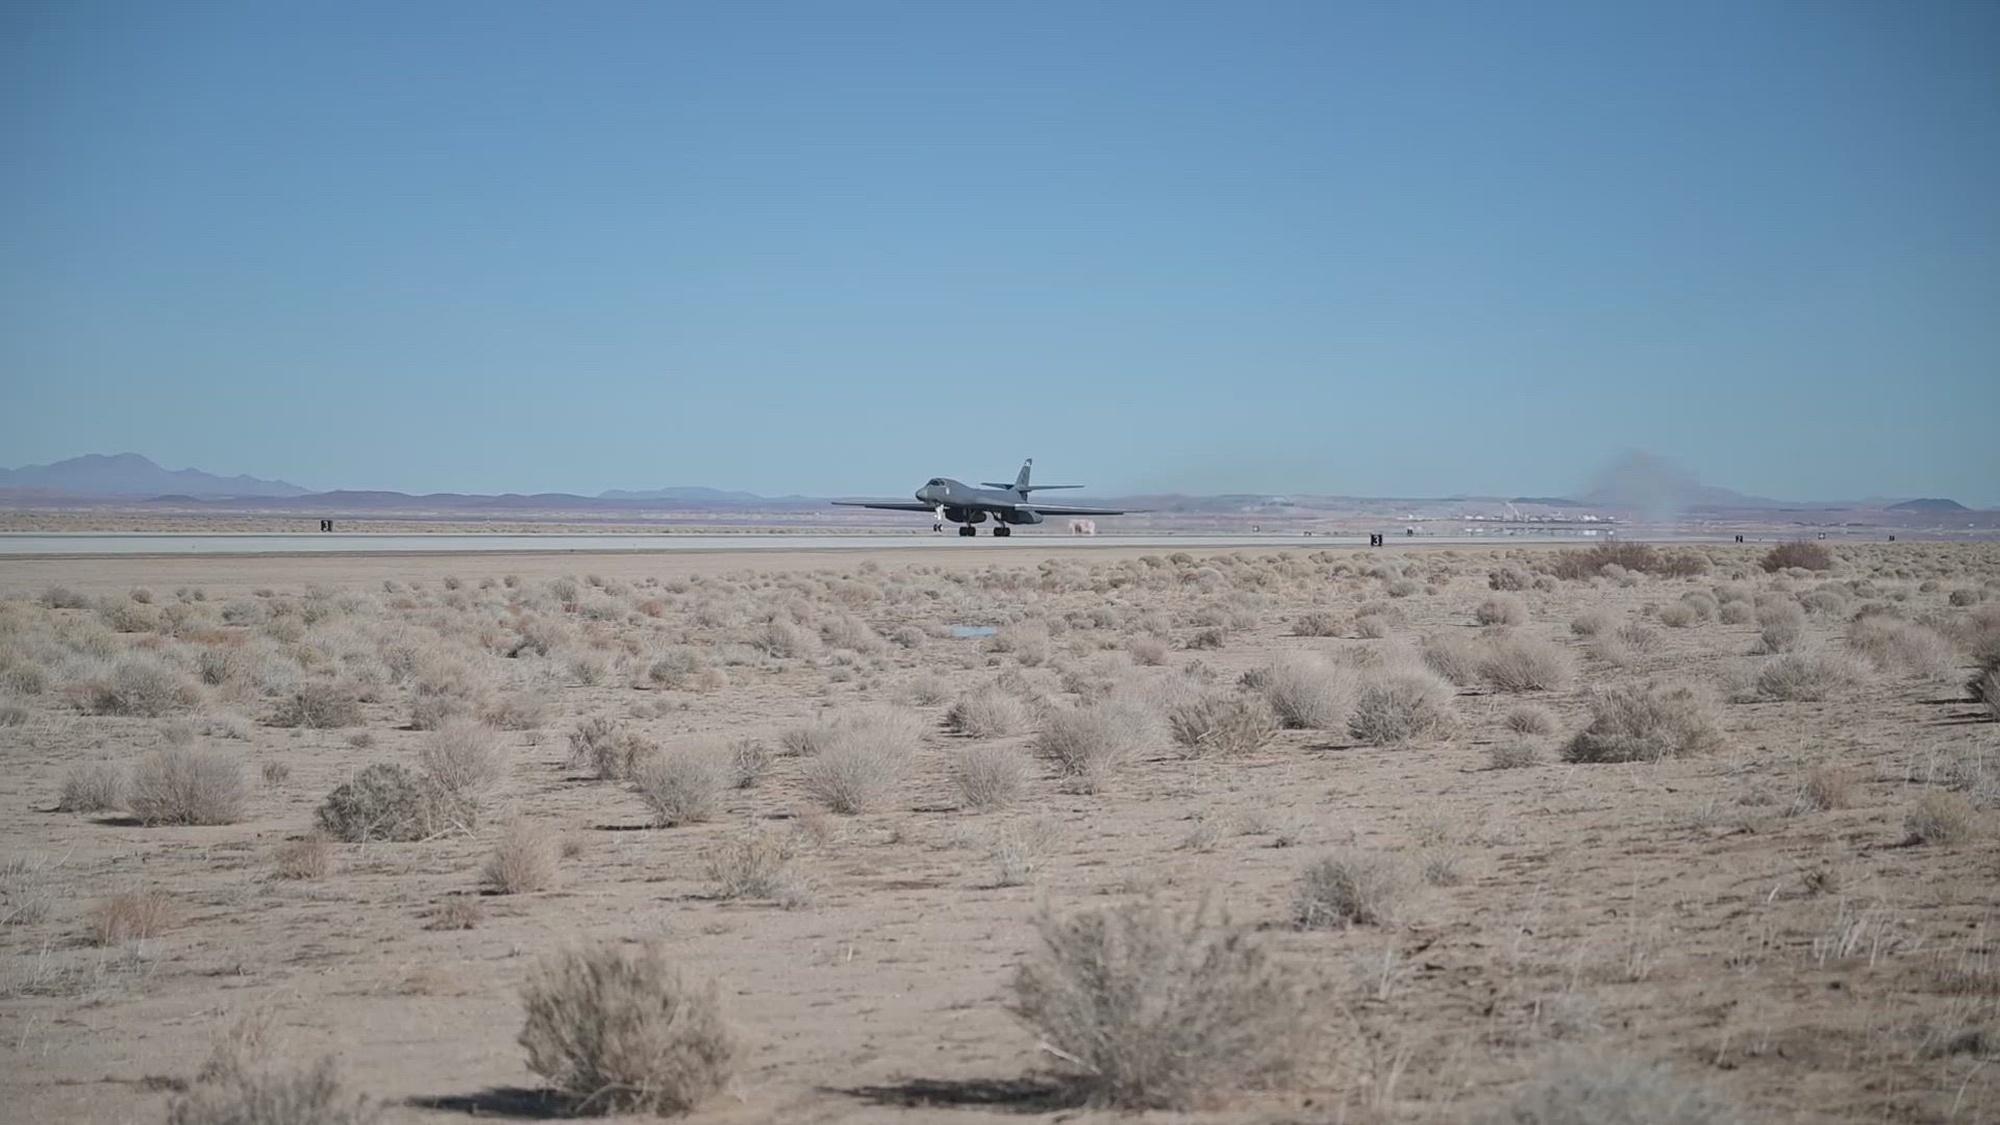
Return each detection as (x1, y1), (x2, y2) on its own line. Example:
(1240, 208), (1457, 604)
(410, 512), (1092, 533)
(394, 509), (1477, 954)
(926, 479), (943, 487)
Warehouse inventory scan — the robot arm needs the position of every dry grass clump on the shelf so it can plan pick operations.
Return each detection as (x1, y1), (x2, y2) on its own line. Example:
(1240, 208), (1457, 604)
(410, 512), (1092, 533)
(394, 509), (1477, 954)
(1420, 633), (1485, 687)
(1491, 1051), (1739, 1125)
(89, 889), (176, 945)
(1762, 540), (1834, 572)
(1009, 899), (1318, 1110)
(271, 834), (333, 881)
(167, 1017), (379, 1125)
(1545, 543), (1709, 581)
(271, 681), (363, 728)
(1479, 633), (1576, 693)
(315, 763), (456, 842)
(87, 656), (201, 717)
(1717, 598), (1754, 624)
(1489, 738), (1543, 769)
(1977, 669), (2000, 721)
(1504, 704), (1558, 736)
(1348, 663), (1457, 745)
(1294, 850), (1414, 927)
(482, 819), (561, 893)
(1292, 611), (1344, 637)
(1905, 791), (1978, 845)
(632, 747), (727, 826)
(990, 622), (1051, 666)
(1795, 766), (1855, 813)
(799, 706), (925, 813)
(128, 749), (248, 826)
(1846, 617), (1960, 682)
(945, 688), (1030, 738)
(418, 719), (508, 801)
(704, 833), (808, 904)
(1034, 697), (1154, 791)
(1749, 649), (1870, 702)
(1245, 654), (1353, 730)
(58, 760), (126, 813)
(1563, 683), (1725, 764)
(948, 744), (1031, 809)
(1166, 683), (1278, 757)
(1475, 595), (1529, 626)
(517, 942), (738, 1117)
(1655, 601), (1698, 628)
(1126, 635), (1168, 665)
(1753, 603), (1808, 653)
(1569, 610), (1615, 637)
(566, 717), (654, 781)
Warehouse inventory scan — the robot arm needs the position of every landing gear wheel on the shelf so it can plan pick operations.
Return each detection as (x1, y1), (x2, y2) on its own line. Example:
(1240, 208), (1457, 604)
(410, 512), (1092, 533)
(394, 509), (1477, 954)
(958, 525), (977, 537)
(994, 525), (1012, 537)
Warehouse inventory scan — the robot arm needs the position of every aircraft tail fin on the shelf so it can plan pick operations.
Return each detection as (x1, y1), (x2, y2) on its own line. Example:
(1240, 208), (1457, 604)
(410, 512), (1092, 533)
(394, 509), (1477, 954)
(982, 459), (1084, 493)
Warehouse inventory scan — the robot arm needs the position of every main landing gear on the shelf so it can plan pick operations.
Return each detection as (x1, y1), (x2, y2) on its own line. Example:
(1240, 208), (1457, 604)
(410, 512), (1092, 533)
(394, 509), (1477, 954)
(993, 525), (1012, 537)
(953, 525), (1012, 537)
(957, 525), (975, 536)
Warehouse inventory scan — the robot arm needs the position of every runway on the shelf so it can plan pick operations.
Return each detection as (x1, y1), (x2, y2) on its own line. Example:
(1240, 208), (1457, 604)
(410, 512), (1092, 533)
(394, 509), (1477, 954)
(0, 531), (1620, 557)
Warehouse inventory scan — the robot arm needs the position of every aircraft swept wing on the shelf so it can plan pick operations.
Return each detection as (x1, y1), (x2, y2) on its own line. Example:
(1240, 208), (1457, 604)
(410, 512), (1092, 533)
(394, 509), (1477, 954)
(830, 460), (1140, 535)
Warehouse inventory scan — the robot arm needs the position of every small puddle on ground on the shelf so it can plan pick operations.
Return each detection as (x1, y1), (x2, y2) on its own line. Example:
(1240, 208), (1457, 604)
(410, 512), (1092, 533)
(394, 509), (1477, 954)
(946, 625), (999, 639)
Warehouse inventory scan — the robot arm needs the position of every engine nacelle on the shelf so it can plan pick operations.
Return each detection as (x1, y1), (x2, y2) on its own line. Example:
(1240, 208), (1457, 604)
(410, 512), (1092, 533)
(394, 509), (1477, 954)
(946, 508), (986, 525)
(1002, 509), (1044, 525)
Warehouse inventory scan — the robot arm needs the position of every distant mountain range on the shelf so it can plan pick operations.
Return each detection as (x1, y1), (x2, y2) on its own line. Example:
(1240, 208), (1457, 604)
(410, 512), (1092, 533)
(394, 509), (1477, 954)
(0, 452), (1984, 512)
(0, 453), (310, 498)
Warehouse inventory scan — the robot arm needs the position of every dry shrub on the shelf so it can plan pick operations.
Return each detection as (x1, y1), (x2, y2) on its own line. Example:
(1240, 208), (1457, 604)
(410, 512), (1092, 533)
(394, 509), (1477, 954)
(1488, 566), (1533, 591)
(1656, 601), (1698, 628)
(1034, 697), (1154, 791)
(167, 1017), (378, 1125)
(1717, 599), (1754, 624)
(1504, 704), (1558, 736)
(949, 744), (1031, 809)
(1750, 649), (1870, 702)
(1762, 540), (1834, 572)
(945, 688), (1029, 738)
(799, 706), (924, 813)
(1494, 1051), (1738, 1125)
(1166, 684), (1278, 757)
(129, 749), (247, 825)
(1906, 791), (1978, 845)
(1479, 633), (1576, 693)
(1546, 543), (1709, 581)
(1796, 766), (1854, 813)
(1799, 586), (1848, 616)
(272, 835), (333, 881)
(704, 833), (803, 902)
(1570, 610), (1615, 637)
(1355, 613), (1397, 639)
(1010, 899), (1318, 1110)
(567, 717), (654, 781)
(1475, 595), (1528, 626)
(1292, 611), (1344, 637)
(1753, 603), (1807, 653)
(728, 739), (772, 789)
(1564, 683), (1724, 764)
(482, 692), (551, 731)
(90, 889), (176, 945)
(428, 898), (483, 931)
(1846, 617), (1959, 683)
(87, 656), (200, 717)
(990, 622), (1051, 666)
(632, 747), (727, 826)
(1127, 636), (1168, 665)
(518, 942), (738, 1116)
(58, 761), (126, 813)
(482, 820), (561, 893)
(819, 613), (885, 654)
(315, 763), (456, 842)
(1420, 633), (1485, 686)
(1295, 850), (1414, 927)
(1348, 663), (1457, 745)
(271, 681), (363, 728)
(1489, 738), (1543, 769)
(1977, 669), (2000, 721)
(1246, 654), (1353, 730)
(419, 719), (508, 800)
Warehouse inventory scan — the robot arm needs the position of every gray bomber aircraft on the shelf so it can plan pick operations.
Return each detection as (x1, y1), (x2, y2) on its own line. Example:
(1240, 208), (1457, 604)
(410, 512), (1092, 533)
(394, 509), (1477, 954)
(832, 459), (1137, 536)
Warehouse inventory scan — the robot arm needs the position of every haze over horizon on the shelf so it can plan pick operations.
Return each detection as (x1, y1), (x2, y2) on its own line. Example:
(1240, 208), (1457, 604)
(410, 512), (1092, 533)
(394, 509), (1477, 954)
(4, 2), (1996, 503)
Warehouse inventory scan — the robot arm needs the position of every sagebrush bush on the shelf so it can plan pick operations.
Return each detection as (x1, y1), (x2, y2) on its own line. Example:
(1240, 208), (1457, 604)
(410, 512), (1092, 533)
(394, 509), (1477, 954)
(1545, 543), (1709, 581)
(1475, 595), (1528, 626)
(1905, 791), (1977, 845)
(167, 1018), (379, 1125)
(1656, 602), (1698, 628)
(129, 749), (247, 826)
(1762, 540), (1833, 572)
(567, 717), (654, 781)
(1751, 649), (1870, 702)
(315, 763), (456, 842)
(1493, 1052), (1739, 1125)
(799, 707), (924, 813)
(1419, 633), (1485, 686)
(704, 833), (801, 901)
(90, 888), (176, 945)
(1245, 654), (1352, 730)
(1294, 851), (1414, 927)
(1564, 683), (1725, 764)
(272, 834), (333, 881)
(948, 744), (1031, 809)
(632, 747), (726, 826)
(1479, 633), (1575, 693)
(1034, 697), (1153, 790)
(1504, 704), (1558, 736)
(87, 656), (200, 717)
(1292, 612), (1344, 637)
(482, 819), (561, 893)
(518, 943), (738, 1116)
(1846, 617), (1958, 683)
(58, 761), (127, 813)
(418, 719), (508, 801)
(1010, 899), (1318, 1109)
(1348, 664), (1457, 745)
(1166, 684), (1277, 757)
(945, 688), (1029, 738)
(1753, 603), (1808, 653)
(1489, 738), (1543, 769)
(272, 681), (363, 728)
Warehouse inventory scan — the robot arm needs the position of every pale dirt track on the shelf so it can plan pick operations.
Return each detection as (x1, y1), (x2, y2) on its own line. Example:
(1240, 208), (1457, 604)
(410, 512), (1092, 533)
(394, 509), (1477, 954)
(2, 542), (1996, 1124)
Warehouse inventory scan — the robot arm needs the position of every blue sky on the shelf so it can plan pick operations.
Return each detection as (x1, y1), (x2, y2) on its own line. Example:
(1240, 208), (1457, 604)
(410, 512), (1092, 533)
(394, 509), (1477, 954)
(3, 1), (1996, 502)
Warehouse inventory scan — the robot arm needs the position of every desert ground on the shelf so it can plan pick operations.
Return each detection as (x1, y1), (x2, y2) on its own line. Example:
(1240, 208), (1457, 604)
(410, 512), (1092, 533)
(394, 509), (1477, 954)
(1, 541), (1995, 1124)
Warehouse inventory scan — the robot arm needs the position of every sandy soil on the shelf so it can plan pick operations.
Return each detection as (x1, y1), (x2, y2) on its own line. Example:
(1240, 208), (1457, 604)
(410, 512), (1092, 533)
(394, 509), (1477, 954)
(1, 543), (1995, 1124)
